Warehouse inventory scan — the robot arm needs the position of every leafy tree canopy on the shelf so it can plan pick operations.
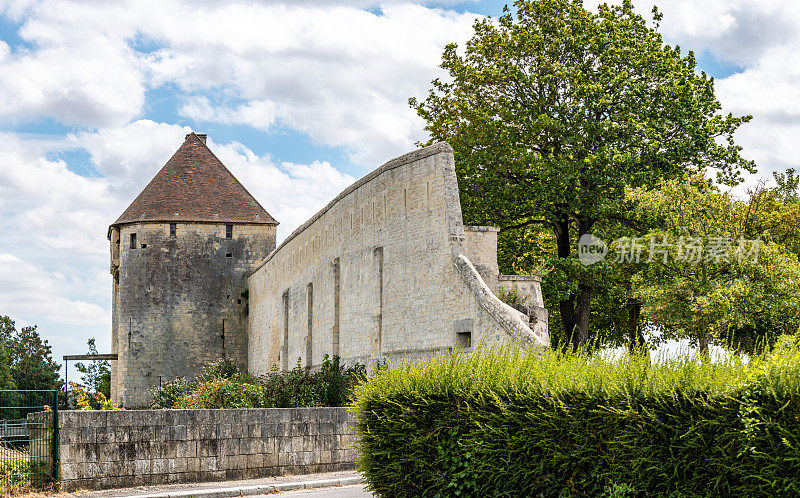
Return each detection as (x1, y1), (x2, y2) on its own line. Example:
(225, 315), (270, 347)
(0, 316), (16, 390)
(0, 315), (61, 391)
(627, 175), (800, 356)
(411, 0), (754, 349)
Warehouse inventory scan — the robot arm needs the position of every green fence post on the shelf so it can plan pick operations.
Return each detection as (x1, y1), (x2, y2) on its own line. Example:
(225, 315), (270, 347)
(51, 390), (58, 484)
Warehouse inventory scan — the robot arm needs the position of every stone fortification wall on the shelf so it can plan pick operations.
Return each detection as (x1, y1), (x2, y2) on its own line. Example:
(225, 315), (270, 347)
(111, 222), (276, 408)
(499, 274), (548, 342)
(463, 226), (501, 293)
(56, 408), (355, 491)
(248, 142), (548, 374)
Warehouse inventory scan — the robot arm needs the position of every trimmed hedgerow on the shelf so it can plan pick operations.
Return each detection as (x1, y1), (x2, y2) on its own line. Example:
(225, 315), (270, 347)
(353, 339), (800, 497)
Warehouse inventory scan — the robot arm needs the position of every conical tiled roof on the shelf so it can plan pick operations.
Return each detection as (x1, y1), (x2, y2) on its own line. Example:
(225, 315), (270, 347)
(111, 133), (278, 227)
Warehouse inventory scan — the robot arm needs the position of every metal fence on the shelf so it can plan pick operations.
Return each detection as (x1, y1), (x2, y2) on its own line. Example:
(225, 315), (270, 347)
(0, 390), (58, 491)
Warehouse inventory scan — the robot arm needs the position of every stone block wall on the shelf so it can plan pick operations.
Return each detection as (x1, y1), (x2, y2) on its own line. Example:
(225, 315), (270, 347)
(56, 408), (356, 492)
(248, 143), (549, 376)
(463, 226), (500, 293)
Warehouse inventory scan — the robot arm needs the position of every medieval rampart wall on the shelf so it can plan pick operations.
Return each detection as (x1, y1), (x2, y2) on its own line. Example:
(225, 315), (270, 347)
(247, 143), (547, 374)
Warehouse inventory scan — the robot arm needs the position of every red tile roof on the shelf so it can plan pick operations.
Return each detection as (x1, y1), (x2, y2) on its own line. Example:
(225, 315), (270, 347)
(111, 133), (278, 227)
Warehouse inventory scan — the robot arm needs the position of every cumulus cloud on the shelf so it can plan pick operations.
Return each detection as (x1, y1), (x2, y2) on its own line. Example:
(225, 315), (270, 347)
(0, 253), (108, 326)
(636, 0), (798, 66)
(0, 0), (477, 164)
(0, 1), (144, 126)
(151, 1), (477, 164)
(210, 139), (356, 238)
(0, 132), (116, 258)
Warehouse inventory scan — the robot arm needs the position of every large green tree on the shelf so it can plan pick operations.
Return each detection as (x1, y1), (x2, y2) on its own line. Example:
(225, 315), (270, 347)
(0, 315), (61, 391)
(411, 0), (754, 349)
(627, 175), (800, 357)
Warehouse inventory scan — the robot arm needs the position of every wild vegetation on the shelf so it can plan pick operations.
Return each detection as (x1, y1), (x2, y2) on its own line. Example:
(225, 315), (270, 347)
(354, 341), (800, 497)
(149, 356), (366, 409)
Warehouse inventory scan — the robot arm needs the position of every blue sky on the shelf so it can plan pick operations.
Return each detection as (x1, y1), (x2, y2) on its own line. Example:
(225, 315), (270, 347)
(0, 0), (797, 382)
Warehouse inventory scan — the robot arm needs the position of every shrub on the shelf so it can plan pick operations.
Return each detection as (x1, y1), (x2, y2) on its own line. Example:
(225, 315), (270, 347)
(174, 377), (265, 409)
(353, 343), (800, 497)
(196, 357), (240, 383)
(68, 382), (122, 410)
(149, 377), (192, 409)
(150, 356), (366, 409)
(0, 458), (30, 493)
(260, 355), (366, 408)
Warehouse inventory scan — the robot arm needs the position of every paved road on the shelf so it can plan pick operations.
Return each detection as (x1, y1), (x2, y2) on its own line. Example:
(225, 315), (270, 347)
(259, 484), (373, 497)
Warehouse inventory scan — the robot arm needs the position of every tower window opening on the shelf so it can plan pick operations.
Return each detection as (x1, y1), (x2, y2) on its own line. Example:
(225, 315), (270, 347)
(140, 243), (147, 249)
(226, 252), (232, 258)
(456, 331), (472, 349)
(170, 223), (177, 237)
(130, 233), (137, 249)
(226, 224), (233, 239)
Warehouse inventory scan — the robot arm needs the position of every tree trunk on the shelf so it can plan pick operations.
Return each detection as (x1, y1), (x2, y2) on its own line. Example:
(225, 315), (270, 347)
(627, 300), (649, 361)
(573, 284), (592, 351)
(698, 325), (710, 360)
(555, 220), (577, 347)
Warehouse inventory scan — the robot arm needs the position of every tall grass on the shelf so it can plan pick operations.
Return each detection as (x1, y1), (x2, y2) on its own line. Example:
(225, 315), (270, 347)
(353, 339), (800, 496)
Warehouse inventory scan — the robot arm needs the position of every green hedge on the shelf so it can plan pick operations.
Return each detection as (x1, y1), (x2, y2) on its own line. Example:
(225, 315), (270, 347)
(353, 340), (800, 497)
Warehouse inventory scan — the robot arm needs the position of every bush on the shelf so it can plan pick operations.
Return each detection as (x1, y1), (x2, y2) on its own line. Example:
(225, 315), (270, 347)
(0, 458), (30, 493)
(353, 343), (800, 497)
(174, 377), (265, 409)
(196, 357), (240, 383)
(149, 377), (192, 409)
(149, 355), (366, 409)
(260, 355), (366, 408)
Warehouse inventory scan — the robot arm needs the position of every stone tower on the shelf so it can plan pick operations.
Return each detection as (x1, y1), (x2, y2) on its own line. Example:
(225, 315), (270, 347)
(109, 133), (278, 407)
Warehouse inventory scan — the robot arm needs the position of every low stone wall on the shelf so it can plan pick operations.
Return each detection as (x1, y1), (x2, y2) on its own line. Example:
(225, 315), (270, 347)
(57, 408), (356, 492)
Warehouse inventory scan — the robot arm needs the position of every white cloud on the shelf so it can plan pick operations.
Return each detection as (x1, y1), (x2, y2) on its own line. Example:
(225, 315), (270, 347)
(639, 0), (798, 66)
(210, 139), (356, 239)
(0, 253), (108, 326)
(180, 97), (278, 131)
(1, 0), (478, 164)
(0, 132), (115, 258)
(604, 0), (800, 181)
(71, 120), (191, 194)
(154, 1), (477, 164)
(0, 1), (144, 126)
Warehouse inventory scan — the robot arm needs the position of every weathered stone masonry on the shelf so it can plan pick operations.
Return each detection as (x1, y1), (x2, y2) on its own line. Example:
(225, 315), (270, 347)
(109, 133), (278, 407)
(109, 136), (548, 407)
(247, 142), (548, 374)
(54, 408), (355, 492)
